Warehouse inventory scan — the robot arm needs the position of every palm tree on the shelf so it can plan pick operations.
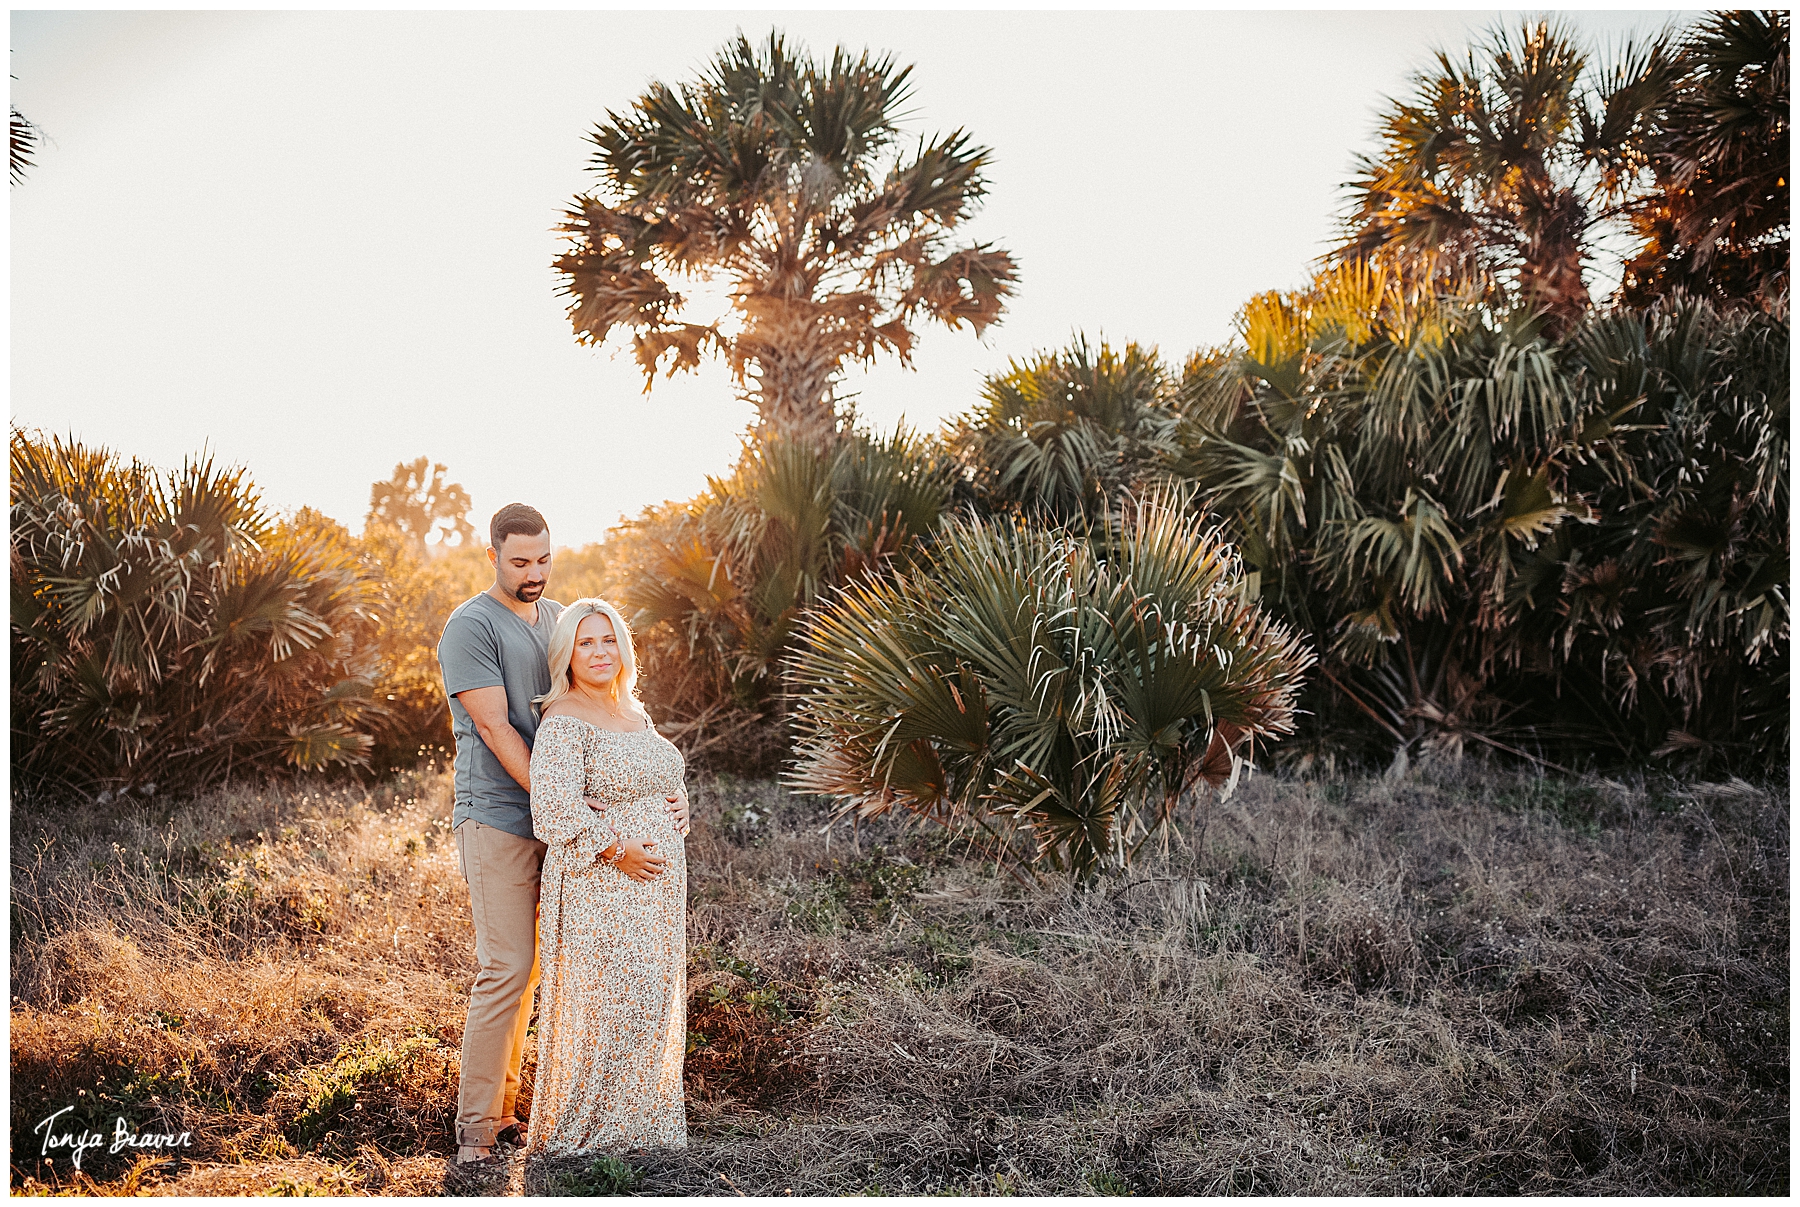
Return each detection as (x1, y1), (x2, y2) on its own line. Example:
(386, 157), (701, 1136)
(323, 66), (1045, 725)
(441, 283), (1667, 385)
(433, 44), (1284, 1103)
(1622, 9), (1790, 305)
(556, 31), (1019, 448)
(1336, 20), (1679, 338)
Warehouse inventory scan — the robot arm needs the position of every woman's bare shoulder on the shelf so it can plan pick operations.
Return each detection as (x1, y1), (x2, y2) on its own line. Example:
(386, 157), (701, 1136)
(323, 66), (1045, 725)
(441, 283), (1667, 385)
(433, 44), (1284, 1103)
(537, 703), (589, 730)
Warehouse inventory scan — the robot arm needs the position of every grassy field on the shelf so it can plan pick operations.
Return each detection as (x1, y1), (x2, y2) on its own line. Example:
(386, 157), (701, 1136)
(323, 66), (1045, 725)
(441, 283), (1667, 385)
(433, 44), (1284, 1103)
(9, 758), (1788, 1195)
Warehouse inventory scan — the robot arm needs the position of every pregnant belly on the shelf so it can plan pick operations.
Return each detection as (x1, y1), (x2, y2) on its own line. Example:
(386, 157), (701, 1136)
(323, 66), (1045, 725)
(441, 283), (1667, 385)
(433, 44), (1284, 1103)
(607, 796), (684, 845)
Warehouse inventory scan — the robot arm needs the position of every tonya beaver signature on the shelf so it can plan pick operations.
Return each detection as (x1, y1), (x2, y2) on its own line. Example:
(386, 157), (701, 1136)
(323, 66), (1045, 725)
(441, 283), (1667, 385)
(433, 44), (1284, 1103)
(32, 1105), (193, 1171)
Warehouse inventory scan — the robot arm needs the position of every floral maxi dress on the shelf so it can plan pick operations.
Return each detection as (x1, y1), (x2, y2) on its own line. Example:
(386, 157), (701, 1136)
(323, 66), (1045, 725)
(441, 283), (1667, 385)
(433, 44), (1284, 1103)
(525, 713), (688, 1155)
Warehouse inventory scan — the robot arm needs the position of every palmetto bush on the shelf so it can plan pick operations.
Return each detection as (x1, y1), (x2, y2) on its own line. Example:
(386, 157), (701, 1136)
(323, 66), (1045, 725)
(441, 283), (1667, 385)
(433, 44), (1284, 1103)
(608, 426), (956, 769)
(1555, 296), (1789, 762)
(11, 431), (386, 797)
(944, 336), (1182, 526)
(785, 491), (1314, 875)
(1159, 270), (1788, 769)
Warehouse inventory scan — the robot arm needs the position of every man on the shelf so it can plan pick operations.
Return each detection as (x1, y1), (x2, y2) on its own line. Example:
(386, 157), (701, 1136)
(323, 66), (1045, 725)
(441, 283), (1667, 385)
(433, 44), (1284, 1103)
(437, 503), (561, 1164)
(439, 504), (690, 1164)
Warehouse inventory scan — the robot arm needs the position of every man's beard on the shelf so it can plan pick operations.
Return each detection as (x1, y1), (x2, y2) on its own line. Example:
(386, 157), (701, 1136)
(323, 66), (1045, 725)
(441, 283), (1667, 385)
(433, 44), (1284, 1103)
(513, 582), (545, 603)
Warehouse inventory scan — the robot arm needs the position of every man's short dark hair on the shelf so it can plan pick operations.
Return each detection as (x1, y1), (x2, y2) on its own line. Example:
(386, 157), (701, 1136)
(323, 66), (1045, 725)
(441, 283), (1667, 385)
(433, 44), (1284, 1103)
(489, 503), (548, 551)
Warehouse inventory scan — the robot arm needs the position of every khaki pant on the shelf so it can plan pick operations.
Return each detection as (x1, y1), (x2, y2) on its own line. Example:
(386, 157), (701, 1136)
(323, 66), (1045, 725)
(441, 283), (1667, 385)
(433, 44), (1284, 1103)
(454, 820), (546, 1148)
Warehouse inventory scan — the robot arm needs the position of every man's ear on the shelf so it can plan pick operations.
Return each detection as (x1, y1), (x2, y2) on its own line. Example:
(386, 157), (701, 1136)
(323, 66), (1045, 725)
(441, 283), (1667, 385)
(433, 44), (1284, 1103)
(486, 545), (498, 568)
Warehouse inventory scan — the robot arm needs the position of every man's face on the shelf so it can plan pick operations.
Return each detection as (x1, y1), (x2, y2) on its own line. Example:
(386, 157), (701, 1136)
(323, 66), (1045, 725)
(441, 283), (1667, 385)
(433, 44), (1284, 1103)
(488, 530), (553, 603)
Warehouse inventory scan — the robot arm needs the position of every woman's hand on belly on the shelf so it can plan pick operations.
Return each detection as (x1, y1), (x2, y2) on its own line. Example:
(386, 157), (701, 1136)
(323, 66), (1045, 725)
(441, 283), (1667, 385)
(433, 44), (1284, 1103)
(615, 838), (667, 883)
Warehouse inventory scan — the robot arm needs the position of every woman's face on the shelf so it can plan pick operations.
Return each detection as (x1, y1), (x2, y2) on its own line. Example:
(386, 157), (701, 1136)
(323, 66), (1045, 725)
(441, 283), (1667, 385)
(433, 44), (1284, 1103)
(568, 612), (622, 693)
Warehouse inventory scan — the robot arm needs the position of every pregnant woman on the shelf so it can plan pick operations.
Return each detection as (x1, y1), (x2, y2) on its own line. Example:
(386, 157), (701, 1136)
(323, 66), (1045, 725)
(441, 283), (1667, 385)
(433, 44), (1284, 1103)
(525, 598), (689, 1154)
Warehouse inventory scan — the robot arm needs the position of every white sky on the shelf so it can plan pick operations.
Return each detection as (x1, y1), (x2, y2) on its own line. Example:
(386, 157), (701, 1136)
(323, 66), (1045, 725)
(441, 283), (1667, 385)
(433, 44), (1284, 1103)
(12, 9), (1686, 547)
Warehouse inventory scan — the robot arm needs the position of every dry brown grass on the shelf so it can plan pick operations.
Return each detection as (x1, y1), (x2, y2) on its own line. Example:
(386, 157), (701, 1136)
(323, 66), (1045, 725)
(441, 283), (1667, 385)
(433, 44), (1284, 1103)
(11, 764), (475, 1195)
(10, 759), (1788, 1195)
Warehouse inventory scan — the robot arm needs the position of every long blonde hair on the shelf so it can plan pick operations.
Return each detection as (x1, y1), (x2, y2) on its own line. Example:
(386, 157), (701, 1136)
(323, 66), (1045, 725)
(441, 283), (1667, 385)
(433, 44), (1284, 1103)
(536, 598), (641, 714)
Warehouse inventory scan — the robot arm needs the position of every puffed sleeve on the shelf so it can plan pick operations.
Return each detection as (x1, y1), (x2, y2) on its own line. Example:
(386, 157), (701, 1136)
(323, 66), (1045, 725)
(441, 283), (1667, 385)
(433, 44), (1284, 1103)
(529, 717), (610, 869)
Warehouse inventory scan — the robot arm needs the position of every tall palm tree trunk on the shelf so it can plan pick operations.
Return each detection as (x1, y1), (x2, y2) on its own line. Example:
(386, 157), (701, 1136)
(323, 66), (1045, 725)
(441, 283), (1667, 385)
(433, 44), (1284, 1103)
(742, 311), (848, 448)
(1518, 187), (1592, 339)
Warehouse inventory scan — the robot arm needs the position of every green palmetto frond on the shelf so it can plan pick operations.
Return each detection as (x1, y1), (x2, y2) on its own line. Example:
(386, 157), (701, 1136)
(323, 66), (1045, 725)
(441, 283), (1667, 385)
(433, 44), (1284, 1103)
(947, 336), (1178, 525)
(1163, 298), (1373, 600)
(786, 492), (1312, 877)
(285, 723), (375, 772)
(832, 424), (956, 574)
(1329, 488), (1465, 618)
(1087, 490), (1314, 828)
(198, 553), (336, 681)
(711, 438), (838, 613)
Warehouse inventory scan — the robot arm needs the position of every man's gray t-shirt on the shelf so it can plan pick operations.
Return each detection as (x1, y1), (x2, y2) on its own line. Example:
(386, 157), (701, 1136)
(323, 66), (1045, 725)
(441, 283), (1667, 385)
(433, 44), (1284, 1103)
(437, 592), (565, 840)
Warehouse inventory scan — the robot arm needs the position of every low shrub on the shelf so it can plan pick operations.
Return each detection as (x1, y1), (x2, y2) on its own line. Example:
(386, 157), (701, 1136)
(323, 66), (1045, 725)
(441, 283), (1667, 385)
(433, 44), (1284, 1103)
(787, 489), (1314, 875)
(10, 432), (387, 797)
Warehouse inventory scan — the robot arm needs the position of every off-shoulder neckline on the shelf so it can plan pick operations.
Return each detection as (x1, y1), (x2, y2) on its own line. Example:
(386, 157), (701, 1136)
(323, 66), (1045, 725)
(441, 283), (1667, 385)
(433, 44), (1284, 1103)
(542, 711), (654, 736)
